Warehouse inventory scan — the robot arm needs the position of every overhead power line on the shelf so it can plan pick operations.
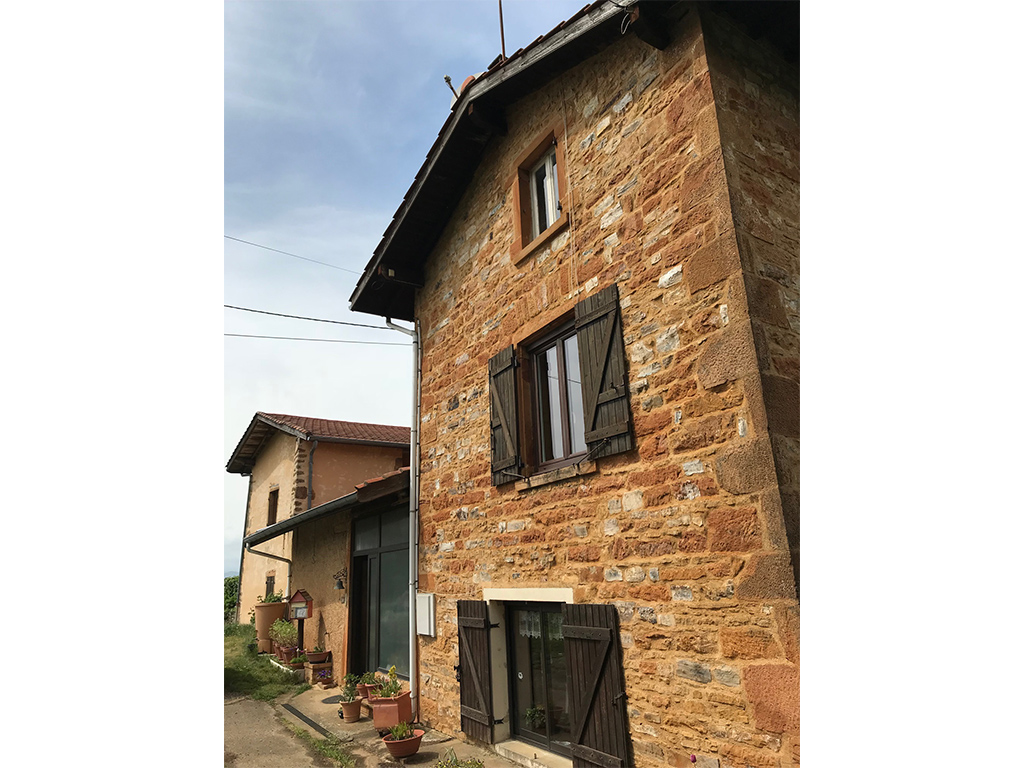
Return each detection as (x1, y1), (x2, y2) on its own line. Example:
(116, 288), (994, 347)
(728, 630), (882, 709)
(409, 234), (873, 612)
(225, 333), (409, 345)
(224, 304), (390, 330)
(224, 235), (364, 275)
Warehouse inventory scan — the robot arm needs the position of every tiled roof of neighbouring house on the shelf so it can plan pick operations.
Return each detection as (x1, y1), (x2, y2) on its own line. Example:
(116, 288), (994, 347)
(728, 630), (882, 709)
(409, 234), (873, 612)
(226, 412), (410, 474)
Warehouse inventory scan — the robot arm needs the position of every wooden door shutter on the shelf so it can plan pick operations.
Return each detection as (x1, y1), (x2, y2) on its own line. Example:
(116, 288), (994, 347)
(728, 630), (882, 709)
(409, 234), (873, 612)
(489, 345), (521, 485)
(562, 604), (632, 768)
(456, 600), (495, 743)
(575, 284), (634, 459)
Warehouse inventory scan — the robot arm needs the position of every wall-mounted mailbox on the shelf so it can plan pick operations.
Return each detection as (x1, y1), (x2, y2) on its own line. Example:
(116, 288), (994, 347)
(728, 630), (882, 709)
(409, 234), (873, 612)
(288, 589), (312, 620)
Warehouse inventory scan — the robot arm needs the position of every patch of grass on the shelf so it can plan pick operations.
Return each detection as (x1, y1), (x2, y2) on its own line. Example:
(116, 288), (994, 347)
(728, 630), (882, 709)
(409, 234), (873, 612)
(224, 623), (310, 701)
(281, 718), (355, 767)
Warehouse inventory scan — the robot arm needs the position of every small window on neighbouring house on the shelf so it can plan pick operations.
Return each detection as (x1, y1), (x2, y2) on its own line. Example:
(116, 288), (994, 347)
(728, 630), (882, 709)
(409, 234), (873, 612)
(268, 488), (279, 526)
(265, 574), (275, 599)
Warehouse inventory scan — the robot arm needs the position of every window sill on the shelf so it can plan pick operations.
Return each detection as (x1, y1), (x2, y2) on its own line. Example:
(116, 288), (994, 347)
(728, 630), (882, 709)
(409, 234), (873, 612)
(512, 212), (570, 267)
(515, 460), (597, 492)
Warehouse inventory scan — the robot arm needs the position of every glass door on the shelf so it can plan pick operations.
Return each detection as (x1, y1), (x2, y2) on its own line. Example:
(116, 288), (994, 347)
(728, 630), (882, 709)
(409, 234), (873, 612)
(506, 602), (571, 757)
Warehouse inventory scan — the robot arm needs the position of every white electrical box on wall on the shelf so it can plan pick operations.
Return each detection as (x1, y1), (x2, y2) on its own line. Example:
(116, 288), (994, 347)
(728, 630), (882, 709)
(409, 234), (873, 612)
(416, 592), (436, 637)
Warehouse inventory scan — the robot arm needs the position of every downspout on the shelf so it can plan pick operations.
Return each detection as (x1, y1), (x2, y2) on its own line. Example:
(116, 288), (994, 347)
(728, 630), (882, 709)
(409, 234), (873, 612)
(387, 316), (421, 722)
(235, 473), (254, 623)
(245, 542), (292, 598)
(308, 440), (318, 510)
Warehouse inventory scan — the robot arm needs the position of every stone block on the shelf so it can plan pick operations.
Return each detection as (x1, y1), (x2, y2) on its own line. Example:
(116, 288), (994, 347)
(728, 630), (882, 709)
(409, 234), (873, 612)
(720, 626), (782, 659)
(675, 659), (711, 683)
(714, 438), (776, 494)
(696, 325), (759, 389)
(685, 236), (741, 293)
(707, 506), (761, 552)
(742, 663), (799, 735)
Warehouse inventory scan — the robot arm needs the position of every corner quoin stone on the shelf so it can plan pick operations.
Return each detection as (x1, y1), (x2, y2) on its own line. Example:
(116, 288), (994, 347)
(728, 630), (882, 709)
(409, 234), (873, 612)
(714, 438), (776, 495)
(696, 325), (759, 389)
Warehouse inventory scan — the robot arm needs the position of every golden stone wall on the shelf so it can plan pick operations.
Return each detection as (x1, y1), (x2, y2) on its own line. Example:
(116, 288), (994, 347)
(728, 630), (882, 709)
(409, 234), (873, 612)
(411, 7), (798, 767)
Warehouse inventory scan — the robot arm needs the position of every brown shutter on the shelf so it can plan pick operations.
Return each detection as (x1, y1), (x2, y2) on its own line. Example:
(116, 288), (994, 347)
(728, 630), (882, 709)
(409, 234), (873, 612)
(575, 284), (634, 459)
(456, 600), (494, 743)
(489, 345), (521, 485)
(562, 604), (632, 768)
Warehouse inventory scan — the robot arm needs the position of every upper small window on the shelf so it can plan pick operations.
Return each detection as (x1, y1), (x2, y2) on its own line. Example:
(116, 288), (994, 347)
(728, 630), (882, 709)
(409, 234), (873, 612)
(511, 125), (568, 264)
(267, 488), (279, 526)
(529, 146), (560, 240)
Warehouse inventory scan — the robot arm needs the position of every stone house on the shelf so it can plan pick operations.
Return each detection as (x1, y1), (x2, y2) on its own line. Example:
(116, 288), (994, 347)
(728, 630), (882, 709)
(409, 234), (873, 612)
(348, 2), (798, 767)
(228, 411), (410, 677)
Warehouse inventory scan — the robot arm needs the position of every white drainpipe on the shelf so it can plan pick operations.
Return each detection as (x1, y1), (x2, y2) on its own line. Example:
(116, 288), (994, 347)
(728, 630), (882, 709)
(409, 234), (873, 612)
(387, 317), (421, 722)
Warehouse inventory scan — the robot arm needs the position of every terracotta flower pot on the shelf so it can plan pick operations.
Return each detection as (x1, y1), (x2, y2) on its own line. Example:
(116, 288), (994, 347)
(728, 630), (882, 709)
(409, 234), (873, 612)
(338, 698), (363, 723)
(382, 729), (424, 759)
(254, 602), (288, 654)
(357, 683), (379, 700)
(372, 691), (413, 731)
(281, 646), (298, 662)
(305, 650), (330, 664)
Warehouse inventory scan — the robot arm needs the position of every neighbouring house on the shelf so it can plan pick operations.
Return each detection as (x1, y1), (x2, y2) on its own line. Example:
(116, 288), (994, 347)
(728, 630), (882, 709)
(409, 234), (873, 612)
(348, 2), (798, 768)
(227, 412), (410, 650)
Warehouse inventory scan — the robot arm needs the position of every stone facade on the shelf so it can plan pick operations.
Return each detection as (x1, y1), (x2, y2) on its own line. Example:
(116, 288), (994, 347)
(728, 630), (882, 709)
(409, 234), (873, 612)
(408, 6), (798, 768)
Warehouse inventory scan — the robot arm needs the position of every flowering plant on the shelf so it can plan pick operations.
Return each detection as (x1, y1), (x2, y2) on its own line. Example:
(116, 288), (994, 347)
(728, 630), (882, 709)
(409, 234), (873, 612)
(376, 665), (403, 698)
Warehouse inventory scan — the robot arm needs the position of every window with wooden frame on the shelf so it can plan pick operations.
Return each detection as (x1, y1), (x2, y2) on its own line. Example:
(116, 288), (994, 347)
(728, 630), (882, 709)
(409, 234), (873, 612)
(267, 487), (279, 526)
(511, 123), (569, 265)
(489, 284), (634, 485)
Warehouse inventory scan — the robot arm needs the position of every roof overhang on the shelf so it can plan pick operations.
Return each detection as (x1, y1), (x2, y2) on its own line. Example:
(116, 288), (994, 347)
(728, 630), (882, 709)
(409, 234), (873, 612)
(226, 413), (409, 474)
(349, 0), (642, 321)
(348, 0), (797, 322)
(242, 468), (410, 547)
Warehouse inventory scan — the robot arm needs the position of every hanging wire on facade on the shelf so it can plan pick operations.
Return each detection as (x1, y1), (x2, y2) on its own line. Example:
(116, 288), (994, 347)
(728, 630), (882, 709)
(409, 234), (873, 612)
(224, 304), (392, 330)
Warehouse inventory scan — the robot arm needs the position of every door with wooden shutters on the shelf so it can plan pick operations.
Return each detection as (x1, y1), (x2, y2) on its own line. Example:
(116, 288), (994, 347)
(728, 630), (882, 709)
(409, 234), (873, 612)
(456, 600), (495, 743)
(489, 345), (521, 485)
(574, 284), (634, 460)
(562, 604), (632, 768)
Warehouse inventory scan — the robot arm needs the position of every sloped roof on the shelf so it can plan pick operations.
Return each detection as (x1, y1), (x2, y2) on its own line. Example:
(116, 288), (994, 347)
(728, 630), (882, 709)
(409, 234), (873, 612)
(243, 468), (411, 547)
(226, 412), (410, 474)
(348, 0), (798, 321)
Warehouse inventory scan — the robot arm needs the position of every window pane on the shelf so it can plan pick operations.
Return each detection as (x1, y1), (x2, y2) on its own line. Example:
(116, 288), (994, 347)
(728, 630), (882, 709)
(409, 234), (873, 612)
(547, 153), (559, 223)
(533, 165), (548, 235)
(538, 345), (564, 460)
(380, 507), (407, 547)
(378, 550), (409, 676)
(353, 516), (379, 552)
(564, 334), (586, 455)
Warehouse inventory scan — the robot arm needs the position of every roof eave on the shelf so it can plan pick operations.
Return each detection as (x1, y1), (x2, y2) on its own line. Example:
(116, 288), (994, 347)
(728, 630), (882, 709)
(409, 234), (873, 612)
(348, 0), (637, 320)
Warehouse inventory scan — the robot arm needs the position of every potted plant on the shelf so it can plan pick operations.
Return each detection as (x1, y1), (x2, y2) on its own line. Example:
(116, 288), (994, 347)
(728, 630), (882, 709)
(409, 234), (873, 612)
(337, 674), (363, 722)
(356, 671), (380, 700)
(371, 666), (413, 731)
(253, 592), (287, 653)
(381, 721), (424, 759)
(305, 645), (330, 664)
(270, 618), (298, 661)
(284, 652), (307, 670)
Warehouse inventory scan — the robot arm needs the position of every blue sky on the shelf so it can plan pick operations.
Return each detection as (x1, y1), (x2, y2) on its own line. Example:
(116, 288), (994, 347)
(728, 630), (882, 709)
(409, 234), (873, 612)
(224, 0), (592, 575)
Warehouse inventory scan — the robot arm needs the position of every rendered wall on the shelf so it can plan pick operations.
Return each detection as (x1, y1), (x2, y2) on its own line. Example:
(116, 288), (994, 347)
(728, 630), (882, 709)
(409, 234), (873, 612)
(411, 6), (798, 767)
(238, 430), (300, 623)
(290, 508), (353, 683)
(238, 434), (408, 627)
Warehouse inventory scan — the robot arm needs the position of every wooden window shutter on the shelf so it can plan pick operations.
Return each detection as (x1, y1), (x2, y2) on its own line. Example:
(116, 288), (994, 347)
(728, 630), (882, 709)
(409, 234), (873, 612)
(574, 284), (634, 459)
(488, 345), (521, 485)
(562, 604), (633, 768)
(456, 600), (495, 743)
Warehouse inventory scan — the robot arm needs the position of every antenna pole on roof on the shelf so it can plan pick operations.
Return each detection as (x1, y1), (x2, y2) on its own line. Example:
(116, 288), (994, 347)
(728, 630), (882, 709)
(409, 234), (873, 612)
(498, 0), (507, 61)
